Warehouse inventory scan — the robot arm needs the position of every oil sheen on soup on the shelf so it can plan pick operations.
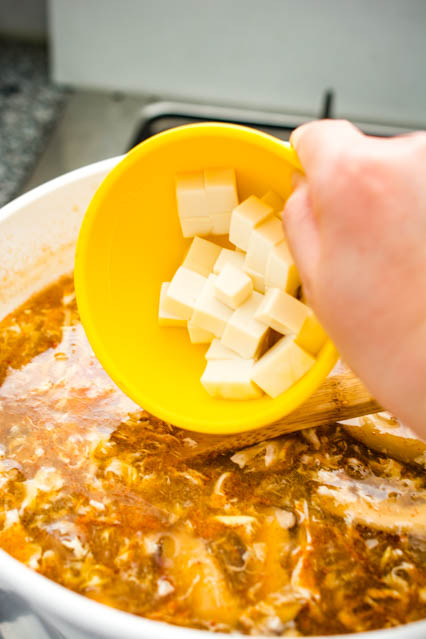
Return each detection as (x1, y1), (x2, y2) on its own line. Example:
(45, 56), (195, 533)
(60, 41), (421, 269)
(0, 276), (425, 636)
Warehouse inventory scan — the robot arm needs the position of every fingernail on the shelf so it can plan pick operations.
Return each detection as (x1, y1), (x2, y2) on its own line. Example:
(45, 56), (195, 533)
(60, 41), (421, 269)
(290, 124), (305, 149)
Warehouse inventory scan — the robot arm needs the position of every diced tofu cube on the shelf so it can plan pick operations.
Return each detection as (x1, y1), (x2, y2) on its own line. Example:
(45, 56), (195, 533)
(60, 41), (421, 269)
(187, 320), (215, 344)
(221, 291), (270, 358)
(163, 267), (207, 320)
(175, 172), (208, 219)
(229, 196), (273, 251)
(264, 240), (300, 295)
(255, 288), (309, 335)
(192, 275), (233, 337)
(245, 216), (284, 275)
(179, 216), (212, 238)
(210, 211), (231, 235)
(158, 283), (187, 327)
(243, 265), (266, 293)
(213, 248), (245, 274)
(252, 336), (315, 398)
(214, 263), (253, 309)
(261, 190), (284, 214)
(183, 237), (222, 277)
(201, 359), (263, 400)
(204, 168), (238, 214)
(295, 311), (327, 355)
(205, 339), (244, 360)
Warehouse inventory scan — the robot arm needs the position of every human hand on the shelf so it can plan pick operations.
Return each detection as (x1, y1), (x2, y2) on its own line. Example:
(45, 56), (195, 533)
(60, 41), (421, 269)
(283, 120), (426, 436)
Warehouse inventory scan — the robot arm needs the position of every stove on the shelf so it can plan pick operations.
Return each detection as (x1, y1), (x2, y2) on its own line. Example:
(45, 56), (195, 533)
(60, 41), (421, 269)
(21, 89), (417, 199)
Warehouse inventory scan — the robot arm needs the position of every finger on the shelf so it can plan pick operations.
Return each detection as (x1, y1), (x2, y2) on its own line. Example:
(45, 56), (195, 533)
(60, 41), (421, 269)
(282, 178), (320, 301)
(290, 119), (362, 178)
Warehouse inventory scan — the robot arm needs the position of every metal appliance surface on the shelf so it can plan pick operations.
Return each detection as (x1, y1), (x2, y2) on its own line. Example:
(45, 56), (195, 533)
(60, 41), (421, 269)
(23, 89), (419, 196)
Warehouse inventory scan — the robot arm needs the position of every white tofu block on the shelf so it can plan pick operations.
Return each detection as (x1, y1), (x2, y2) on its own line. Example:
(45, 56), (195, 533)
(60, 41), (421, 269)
(255, 288), (309, 335)
(265, 240), (300, 295)
(187, 320), (215, 344)
(205, 339), (245, 360)
(204, 168), (238, 214)
(179, 216), (212, 238)
(213, 248), (245, 274)
(191, 275), (233, 337)
(183, 237), (222, 277)
(158, 283), (187, 327)
(261, 190), (284, 214)
(229, 196), (273, 251)
(295, 311), (328, 355)
(175, 172), (208, 219)
(201, 359), (263, 400)
(214, 263), (253, 309)
(244, 265), (266, 293)
(210, 211), (231, 235)
(221, 291), (270, 358)
(163, 267), (207, 320)
(252, 336), (315, 398)
(245, 215), (284, 275)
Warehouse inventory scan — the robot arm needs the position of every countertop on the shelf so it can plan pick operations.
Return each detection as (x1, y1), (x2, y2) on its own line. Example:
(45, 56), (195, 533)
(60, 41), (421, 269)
(0, 41), (69, 207)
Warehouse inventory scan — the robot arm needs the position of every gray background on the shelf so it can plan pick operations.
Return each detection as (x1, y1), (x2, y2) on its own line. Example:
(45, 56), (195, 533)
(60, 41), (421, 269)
(48, 0), (426, 128)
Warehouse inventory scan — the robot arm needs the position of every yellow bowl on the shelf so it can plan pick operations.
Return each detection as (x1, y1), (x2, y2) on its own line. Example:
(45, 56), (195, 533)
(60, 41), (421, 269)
(75, 123), (338, 435)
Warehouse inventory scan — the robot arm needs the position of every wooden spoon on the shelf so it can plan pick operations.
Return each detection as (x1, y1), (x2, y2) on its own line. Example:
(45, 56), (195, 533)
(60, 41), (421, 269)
(179, 370), (381, 460)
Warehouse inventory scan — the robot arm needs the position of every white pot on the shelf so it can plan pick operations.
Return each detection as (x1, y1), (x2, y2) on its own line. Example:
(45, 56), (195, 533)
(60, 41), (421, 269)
(0, 159), (424, 639)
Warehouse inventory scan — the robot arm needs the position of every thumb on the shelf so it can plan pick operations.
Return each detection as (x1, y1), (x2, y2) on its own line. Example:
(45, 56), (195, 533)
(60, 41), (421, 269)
(282, 175), (320, 302)
(290, 119), (361, 179)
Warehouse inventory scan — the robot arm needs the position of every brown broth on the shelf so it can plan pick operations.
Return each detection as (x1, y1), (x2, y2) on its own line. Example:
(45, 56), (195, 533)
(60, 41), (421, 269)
(0, 275), (425, 635)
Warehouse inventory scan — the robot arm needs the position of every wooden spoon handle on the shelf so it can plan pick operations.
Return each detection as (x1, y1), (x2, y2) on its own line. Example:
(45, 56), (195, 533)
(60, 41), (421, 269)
(181, 371), (382, 460)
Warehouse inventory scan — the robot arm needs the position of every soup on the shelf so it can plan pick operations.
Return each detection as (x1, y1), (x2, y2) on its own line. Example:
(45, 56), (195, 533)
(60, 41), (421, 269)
(0, 276), (425, 636)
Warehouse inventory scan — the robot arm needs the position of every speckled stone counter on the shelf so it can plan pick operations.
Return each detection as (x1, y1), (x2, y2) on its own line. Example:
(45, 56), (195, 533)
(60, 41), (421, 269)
(0, 41), (70, 207)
